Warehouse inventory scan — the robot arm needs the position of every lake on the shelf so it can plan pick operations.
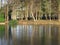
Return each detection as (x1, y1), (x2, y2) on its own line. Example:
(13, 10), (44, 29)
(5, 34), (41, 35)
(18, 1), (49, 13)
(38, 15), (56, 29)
(0, 24), (60, 45)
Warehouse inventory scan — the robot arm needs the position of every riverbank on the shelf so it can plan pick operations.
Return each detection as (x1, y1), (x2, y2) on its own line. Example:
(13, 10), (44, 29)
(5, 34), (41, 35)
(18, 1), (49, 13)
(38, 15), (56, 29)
(18, 20), (60, 25)
(0, 22), (5, 25)
(0, 20), (60, 25)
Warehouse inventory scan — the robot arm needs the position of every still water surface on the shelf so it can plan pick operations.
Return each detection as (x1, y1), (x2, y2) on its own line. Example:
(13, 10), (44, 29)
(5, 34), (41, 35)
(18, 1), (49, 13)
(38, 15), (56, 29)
(0, 24), (60, 45)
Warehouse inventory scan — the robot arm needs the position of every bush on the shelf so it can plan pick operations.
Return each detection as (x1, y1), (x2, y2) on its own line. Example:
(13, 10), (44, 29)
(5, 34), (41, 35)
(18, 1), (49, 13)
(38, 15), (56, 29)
(9, 20), (18, 25)
(0, 12), (5, 22)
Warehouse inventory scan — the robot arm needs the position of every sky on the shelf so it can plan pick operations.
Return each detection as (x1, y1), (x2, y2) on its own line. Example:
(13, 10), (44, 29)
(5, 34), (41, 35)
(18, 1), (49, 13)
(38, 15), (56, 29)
(0, 0), (7, 8)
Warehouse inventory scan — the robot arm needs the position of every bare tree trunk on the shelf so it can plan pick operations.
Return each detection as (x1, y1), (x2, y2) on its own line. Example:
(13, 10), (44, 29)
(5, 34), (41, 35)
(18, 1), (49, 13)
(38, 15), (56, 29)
(36, 8), (37, 20)
(30, 0), (35, 21)
(38, 11), (40, 20)
(39, 1), (41, 20)
(25, 5), (28, 20)
(6, 5), (8, 22)
(58, 4), (60, 21)
(5, 5), (8, 23)
(48, 0), (51, 21)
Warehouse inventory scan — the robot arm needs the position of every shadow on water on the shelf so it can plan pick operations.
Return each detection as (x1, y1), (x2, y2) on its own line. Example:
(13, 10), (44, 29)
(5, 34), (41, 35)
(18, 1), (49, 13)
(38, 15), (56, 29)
(0, 24), (60, 45)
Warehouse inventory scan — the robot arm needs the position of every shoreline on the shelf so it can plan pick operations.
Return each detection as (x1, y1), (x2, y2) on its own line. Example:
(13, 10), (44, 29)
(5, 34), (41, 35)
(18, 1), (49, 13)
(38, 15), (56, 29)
(0, 20), (60, 25)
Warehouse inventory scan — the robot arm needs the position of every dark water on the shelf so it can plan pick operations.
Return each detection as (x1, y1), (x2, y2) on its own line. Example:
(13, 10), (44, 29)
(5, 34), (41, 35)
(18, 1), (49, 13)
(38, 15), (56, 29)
(0, 24), (60, 45)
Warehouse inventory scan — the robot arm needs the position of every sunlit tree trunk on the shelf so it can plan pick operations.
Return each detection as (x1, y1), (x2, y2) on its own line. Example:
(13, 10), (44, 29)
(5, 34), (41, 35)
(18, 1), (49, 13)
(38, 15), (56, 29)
(58, 2), (60, 21)
(25, 5), (28, 20)
(5, 5), (8, 23)
(30, 0), (35, 21)
(36, 8), (37, 20)
(39, 0), (42, 20)
(46, 0), (51, 20)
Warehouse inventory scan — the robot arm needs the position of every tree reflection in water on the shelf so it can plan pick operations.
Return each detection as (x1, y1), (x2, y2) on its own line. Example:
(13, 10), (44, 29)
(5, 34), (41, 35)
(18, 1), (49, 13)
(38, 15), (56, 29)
(0, 24), (59, 45)
(10, 24), (60, 45)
